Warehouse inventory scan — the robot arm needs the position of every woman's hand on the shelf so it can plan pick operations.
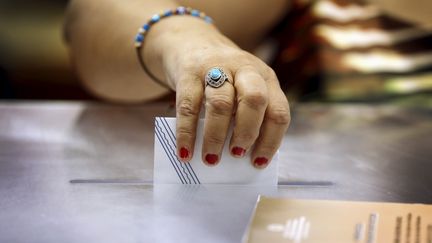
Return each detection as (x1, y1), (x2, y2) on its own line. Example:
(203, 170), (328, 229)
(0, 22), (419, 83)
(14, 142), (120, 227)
(145, 16), (291, 168)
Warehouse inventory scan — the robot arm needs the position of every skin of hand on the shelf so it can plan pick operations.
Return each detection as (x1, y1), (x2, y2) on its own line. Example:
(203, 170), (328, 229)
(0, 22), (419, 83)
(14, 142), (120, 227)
(65, 0), (291, 169)
(144, 16), (291, 168)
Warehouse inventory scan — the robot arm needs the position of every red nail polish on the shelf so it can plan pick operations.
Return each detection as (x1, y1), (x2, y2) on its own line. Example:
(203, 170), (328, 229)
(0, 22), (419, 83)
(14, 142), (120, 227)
(205, 154), (219, 165)
(231, 147), (246, 157)
(179, 147), (189, 159)
(254, 157), (268, 167)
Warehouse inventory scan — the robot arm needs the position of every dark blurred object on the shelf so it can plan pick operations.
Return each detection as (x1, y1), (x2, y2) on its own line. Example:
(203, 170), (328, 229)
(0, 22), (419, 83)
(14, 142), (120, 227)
(0, 0), (93, 100)
(0, 66), (14, 99)
(271, 0), (432, 105)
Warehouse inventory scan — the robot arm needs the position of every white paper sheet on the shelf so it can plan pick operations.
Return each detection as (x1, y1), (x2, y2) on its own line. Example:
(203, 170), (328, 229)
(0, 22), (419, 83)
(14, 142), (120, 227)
(154, 117), (278, 185)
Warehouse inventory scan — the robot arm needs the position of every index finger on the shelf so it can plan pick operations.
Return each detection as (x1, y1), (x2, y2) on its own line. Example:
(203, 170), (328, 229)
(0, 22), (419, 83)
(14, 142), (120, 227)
(176, 75), (203, 162)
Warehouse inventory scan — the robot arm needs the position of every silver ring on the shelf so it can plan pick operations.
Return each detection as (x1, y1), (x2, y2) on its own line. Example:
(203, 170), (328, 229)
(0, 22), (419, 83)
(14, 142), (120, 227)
(205, 67), (228, 88)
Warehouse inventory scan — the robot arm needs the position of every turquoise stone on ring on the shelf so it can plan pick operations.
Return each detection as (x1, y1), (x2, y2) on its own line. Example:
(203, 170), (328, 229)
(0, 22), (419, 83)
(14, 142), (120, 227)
(210, 69), (221, 80)
(205, 67), (228, 88)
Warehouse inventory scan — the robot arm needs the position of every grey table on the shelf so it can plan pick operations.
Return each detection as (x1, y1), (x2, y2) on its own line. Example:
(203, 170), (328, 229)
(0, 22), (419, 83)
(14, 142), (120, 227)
(0, 102), (431, 243)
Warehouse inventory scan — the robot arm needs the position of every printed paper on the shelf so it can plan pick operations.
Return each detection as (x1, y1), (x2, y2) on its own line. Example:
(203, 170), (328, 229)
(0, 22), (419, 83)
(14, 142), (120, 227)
(154, 117), (278, 185)
(244, 197), (432, 243)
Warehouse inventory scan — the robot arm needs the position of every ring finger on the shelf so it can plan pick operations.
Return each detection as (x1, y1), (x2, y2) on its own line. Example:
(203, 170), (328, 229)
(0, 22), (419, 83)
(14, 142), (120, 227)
(202, 67), (235, 166)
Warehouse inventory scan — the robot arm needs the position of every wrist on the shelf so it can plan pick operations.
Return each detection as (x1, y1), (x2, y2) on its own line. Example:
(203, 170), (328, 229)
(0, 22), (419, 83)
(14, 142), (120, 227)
(142, 15), (236, 88)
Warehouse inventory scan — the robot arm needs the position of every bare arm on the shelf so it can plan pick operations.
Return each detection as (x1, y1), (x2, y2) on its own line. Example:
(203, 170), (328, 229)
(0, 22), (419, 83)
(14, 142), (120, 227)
(65, 0), (291, 168)
(64, 0), (289, 102)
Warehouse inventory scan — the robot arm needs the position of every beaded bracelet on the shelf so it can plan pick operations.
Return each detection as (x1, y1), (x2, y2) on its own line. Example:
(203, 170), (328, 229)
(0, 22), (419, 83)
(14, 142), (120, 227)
(134, 6), (213, 88)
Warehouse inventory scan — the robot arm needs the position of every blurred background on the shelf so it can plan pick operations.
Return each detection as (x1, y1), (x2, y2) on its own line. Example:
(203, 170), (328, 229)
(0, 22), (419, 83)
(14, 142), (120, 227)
(0, 0), (90, 100)
(1, 0), (431, 106)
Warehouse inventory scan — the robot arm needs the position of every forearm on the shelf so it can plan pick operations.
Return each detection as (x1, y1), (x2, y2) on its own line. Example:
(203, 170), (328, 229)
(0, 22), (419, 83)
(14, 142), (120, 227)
(145, 15), (240, 90)
(64, 0), (289, 102)
(65, 0), (180, 102)
(65, 0), (291, 167)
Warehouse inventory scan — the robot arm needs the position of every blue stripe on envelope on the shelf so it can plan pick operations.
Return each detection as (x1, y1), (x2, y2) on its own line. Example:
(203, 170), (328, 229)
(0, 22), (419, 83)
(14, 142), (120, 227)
(155, 117), (200, 184)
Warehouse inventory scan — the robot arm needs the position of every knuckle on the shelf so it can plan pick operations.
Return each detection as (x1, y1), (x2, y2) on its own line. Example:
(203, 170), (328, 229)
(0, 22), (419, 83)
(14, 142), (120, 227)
(207, 95), (233, 115)
(235, 132), (257, 143)
(266, 67), (278, 79)
(243, 91), (268, 109)
(177, 96), (200, 117)
(205, 134), (226, 145)
(262, 66), (279, 83)
(258, 143), (279, 153)
(267, 106), (291, 126)
(176, 127), (194, 140)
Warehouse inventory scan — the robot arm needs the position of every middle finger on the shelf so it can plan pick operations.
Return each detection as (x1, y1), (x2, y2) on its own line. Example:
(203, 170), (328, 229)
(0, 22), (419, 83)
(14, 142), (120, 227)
(229, 66), (268, 158)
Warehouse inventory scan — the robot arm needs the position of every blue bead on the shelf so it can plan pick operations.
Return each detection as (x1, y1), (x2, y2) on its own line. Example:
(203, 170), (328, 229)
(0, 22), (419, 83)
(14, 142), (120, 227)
(151, 14), (160, 23)
(210, 68), (222, 79)
(191, 10), (200, 17)
(164, 10), (173, 17)
(204, 16), (213, 23)
(135, 34), (144, 42)
(143, 24), (150, 31)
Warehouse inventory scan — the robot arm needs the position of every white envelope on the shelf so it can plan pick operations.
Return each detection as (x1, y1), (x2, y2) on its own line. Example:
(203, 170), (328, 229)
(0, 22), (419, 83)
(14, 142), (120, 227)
(154, 117), (278, 185)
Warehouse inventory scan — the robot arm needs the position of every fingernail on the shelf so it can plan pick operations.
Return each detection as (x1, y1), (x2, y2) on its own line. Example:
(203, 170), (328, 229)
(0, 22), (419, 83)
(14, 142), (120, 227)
(231, 147), (246, 157)
(179, 147), (189, 159)
(254, 157), (268, 168)
(205, 154), (219, 165)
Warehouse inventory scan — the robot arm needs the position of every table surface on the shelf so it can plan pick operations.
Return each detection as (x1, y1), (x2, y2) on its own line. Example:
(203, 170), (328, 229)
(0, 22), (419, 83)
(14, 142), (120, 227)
(0, 102), (431, 243)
